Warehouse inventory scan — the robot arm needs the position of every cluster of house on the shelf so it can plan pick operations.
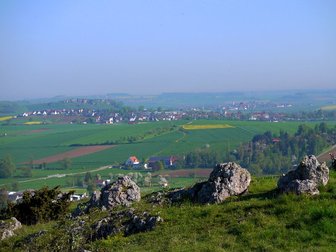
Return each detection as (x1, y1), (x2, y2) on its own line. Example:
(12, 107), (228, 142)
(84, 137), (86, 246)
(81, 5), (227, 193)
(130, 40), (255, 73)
(7, 190), (88, 203)
(125, 155), (178, 169)
(19, 108), (185, 124)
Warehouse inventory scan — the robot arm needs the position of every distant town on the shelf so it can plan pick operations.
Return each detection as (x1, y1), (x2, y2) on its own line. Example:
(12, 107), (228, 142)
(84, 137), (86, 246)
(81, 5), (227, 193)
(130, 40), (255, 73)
(3, 98), (335, 125)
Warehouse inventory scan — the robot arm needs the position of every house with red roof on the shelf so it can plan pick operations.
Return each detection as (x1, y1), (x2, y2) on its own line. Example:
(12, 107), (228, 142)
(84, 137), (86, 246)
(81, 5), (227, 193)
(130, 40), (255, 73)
(125, 156), (140, 168)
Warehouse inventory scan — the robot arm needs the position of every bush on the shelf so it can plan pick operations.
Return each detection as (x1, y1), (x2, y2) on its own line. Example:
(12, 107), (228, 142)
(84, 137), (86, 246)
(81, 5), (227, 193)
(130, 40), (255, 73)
(1, 186), (74, 225)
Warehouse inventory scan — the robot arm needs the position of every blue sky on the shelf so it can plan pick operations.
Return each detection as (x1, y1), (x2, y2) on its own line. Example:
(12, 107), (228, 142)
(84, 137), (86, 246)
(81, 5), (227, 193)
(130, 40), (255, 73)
(0, 0), (335, 100)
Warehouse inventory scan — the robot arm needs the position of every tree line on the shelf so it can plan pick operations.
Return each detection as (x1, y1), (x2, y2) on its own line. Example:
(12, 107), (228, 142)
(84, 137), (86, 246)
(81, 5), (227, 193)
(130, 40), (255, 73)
(177, 123), (336, 175)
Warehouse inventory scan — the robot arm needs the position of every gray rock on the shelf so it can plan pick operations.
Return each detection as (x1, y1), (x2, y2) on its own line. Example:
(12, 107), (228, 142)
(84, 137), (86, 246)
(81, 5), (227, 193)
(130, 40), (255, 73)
(73, 176), (141, 216)
(283, 179), (319, 195)
(89, 191), (101, 207)
(91, 209), (163, 241)
(148, 162), (251, 204)
(100, 176), (141, 209)
(0, 217), (22, 240)
(196, 162), (251, 203)
(278, 155), (329, 195)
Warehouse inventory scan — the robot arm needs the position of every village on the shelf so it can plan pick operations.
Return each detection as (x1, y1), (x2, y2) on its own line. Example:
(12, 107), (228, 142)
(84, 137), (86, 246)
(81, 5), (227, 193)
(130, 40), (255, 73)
(11, 98), (302, 125)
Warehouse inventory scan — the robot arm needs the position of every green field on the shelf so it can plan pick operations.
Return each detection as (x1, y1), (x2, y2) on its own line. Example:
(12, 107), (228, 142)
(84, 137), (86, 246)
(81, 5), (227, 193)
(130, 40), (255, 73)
(0, 120), (334, 190)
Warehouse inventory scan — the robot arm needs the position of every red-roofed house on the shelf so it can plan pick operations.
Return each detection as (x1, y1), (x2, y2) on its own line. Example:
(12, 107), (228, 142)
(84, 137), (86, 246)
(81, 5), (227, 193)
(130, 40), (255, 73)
(125, 156), (140, 167)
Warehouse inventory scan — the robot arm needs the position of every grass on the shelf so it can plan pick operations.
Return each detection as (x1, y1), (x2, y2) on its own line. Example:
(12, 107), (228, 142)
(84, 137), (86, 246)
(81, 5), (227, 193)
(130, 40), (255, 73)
(1, 171), (335, 251)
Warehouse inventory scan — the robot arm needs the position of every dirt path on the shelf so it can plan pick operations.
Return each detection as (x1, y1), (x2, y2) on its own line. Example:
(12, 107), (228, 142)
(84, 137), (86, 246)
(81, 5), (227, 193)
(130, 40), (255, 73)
(317, 145), (336, 163)
(10, 165), (113, 186)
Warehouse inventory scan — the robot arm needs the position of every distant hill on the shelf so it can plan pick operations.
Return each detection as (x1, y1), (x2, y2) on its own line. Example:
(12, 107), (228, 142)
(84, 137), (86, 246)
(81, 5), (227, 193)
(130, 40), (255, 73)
(1, 89), (336, 113)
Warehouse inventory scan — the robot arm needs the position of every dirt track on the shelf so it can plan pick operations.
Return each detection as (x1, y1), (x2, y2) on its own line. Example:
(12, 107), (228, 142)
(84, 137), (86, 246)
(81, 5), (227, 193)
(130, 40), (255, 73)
(317, 145), (336, 163)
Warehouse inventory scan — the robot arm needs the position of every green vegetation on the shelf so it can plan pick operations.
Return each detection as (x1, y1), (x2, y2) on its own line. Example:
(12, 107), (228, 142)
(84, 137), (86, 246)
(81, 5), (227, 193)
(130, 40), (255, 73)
(0, 186), (73, 225)
(0, 171), (335, 251)
(0, 120), (335, 191)
(0, 155), (16, 178)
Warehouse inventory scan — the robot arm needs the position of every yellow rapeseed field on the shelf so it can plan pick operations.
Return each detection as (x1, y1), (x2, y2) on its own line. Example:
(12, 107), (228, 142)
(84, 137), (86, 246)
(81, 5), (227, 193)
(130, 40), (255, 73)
(321, 105), (336, 111)
(0, 116), (13, 121)
(182, 124), (234, 130)
(24, 121), (42, 125)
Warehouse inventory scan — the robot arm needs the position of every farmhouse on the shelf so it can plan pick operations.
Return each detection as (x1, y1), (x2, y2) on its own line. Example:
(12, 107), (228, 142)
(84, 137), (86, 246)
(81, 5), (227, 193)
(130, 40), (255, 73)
(147, 156), (177, 169)
(125, 156), (140, 168)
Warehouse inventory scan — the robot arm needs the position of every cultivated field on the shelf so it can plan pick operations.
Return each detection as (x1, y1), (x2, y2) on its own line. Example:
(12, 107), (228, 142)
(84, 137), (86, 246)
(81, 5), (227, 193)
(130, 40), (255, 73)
(0, 119), (334, 190)
(321, 105), (336, 111)
(0, 116), (13, 121)
(30, 145), (115, 164)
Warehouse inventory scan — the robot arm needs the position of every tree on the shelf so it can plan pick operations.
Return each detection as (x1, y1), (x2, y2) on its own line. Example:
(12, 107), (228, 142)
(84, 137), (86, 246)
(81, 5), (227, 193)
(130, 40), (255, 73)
(0, 155), (16, 178)
(144, 173), (152, 187)
(11, 181), (19, 191)
(330, 153), (336, 170)
(95, 173), (101, 181)
(20, 166), (32, 178)
(86, 182), (96, 195)
(10, 186), (74, 225)
(84, 172), (93, 184)
(60, 157), (72, 170)
(152, 161), (164, 171)
(0, 187), (8, 210)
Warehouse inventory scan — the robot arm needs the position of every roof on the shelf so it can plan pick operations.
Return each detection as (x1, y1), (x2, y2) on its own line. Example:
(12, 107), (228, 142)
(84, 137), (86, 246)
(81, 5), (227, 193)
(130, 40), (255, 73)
(129, 156), (139, 162)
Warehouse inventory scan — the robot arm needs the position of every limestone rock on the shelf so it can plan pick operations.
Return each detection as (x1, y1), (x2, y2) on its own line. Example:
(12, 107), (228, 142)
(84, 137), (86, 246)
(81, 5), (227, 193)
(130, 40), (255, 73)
(278, 155), (329, 195)
(0, 217), (22, 240)
(91, 209), (163, 241)
(283, 179), (319, 195)
(196, 162), (251, 203)
(73, 176), (141, 216)
(148, 162), (251, 204)
(100, 176), (141, 209)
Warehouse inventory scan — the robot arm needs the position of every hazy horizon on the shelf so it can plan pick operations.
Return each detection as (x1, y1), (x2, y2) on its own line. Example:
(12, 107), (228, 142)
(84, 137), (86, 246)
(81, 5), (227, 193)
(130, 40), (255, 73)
(1, 0), (335, 100)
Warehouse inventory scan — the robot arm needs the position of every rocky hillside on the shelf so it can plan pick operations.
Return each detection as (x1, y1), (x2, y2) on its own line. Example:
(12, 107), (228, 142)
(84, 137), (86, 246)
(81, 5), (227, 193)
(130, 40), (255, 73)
(1, 156), (336, 251)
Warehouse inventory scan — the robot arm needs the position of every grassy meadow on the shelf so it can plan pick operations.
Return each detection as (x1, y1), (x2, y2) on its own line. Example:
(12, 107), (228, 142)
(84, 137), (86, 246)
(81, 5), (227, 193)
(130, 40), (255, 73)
(1, 171), (335, 251)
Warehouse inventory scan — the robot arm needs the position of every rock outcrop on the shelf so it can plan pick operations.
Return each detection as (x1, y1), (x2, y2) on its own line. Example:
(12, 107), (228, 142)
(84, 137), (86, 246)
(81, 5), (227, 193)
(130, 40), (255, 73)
(278, 155), (329, 195)
(0, 217), (22, 240)
(148, 162), (251, 204)
(73, 176), (141, 216)
(100, 176), (141, 209)
(196, 162), (251, 203)
(91, 209), (163, 241)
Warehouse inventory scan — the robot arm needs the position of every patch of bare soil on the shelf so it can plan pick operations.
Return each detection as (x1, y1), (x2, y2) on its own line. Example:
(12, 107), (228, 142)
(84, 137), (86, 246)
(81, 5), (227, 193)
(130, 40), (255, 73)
(31, 145), (115, 164)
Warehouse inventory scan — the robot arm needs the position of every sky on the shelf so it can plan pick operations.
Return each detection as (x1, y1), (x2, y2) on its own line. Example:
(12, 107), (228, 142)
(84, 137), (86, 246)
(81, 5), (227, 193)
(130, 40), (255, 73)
(0, 0), (335, 100)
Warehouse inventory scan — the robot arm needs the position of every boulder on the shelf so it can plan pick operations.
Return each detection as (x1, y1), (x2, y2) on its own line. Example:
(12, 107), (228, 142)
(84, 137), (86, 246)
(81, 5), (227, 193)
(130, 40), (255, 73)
(283, 179), (319, 195)
(73, 176), (141, 216)
(0, 217), (22, 240)
(100, 176), (141, 209)
(196, 162), (251, 203)
(148, 162), (251, 204)
(278, 155), (329, 195)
